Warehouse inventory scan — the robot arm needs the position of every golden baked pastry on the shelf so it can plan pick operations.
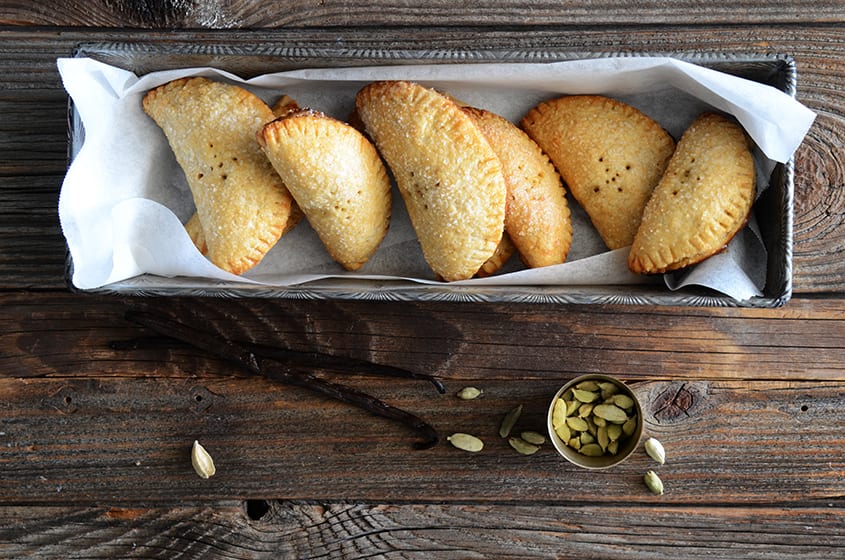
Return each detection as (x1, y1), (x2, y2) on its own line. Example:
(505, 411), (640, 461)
(475, 232), (516, 277)
(184, 204), (302, 257)
(183, 213), (208, 255)
(464, 106), (572, 268)
(258, 109), (391, 271)
(143, 77), (294, 274)
(271, 94), (300, 119)
(521, 95), (675, 250)
(629, 112), (755, 274)
(355, 80), (507, 281)
(183, 93), (305, 256)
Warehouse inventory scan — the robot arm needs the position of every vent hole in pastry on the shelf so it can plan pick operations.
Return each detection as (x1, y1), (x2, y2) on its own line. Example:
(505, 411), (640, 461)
(617, 187), (623, 192)
(625, 164), (632, 170)
(593, 186), (600, 193)
(197, 173), (204, 179)
(221, 174), (228, 180)
(672, 190), (679, 196)
(218, 162), (223, 168)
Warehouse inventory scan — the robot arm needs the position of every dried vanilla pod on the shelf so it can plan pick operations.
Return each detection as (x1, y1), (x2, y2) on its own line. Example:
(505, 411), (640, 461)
(118, 309), (441, 450)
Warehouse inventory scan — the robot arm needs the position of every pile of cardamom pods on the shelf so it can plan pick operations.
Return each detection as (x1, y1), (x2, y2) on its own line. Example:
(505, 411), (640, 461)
(551, 379), (638, 457)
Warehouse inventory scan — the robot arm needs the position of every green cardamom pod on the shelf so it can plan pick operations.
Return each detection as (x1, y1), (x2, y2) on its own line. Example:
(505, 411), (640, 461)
(447, 433), (484, 452)
(593, 403), (628, 423)
(499, 404), (523, 438)
(456, 386), (483, 400)
(191, 440), (216, 479)
(520, 431), (546, 445)
(644, 437), (666, 464)
(509, 437), (540, 455)
(644, 470), (664, 495)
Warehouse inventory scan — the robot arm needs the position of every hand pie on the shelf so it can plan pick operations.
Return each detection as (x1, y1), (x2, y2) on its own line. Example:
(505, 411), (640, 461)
(629, 113), (755, 274)
(182, 93), (304, 256)
(258, 109), (391, 271)
(143, 77), (294, 274)
(356, 81), (507, 281)
(464, 106), (572, 268)
(521, 95), (675, 250)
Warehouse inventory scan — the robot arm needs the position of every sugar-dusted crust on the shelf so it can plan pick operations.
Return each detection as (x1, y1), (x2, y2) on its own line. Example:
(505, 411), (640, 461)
(142, 77), (294, 275)
(521, 95), (675, 250)
(182, 92), (304, 255)
(475, 232), (516, 278)
(465, 106), (572, 268)
(259, 109), (391, 271)
(628, 113), (756, 274)
(355, 80), (506, 281)
(185, 202), (302, 257)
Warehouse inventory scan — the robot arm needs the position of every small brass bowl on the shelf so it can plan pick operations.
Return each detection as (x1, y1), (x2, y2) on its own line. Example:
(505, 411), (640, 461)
(547, 374), (643, 469)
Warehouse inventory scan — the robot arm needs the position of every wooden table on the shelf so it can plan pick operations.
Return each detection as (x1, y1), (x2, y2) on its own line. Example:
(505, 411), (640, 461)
(1, 2), (844, 558)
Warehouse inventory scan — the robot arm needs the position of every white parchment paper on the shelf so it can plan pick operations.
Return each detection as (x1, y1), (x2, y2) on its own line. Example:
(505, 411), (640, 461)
(57, 56), (816, 300)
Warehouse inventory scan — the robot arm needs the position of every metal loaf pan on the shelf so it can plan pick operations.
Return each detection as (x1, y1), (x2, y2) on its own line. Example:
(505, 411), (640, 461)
(66, 42), (797, 307)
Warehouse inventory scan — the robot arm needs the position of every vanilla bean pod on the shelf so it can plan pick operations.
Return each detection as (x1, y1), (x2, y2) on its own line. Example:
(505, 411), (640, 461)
(242, 341), (446, 394)
(261, 364), (440, 450)
(111, 335), (445, 394)
(121, 310), (440, 449)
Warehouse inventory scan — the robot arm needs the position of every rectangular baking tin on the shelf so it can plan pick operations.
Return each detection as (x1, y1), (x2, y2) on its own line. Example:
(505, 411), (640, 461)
(66, 43), (796, 307)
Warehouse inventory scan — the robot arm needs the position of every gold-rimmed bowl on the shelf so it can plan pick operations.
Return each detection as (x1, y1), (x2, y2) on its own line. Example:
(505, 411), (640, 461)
(547, 374), (643, 469)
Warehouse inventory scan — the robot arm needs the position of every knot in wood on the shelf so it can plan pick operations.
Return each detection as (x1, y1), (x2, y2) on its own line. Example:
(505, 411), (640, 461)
(651, 382), (698, 423)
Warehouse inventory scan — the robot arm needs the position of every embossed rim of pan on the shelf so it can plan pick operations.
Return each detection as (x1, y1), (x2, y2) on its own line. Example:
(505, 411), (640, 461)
(547, 374), (644, 470)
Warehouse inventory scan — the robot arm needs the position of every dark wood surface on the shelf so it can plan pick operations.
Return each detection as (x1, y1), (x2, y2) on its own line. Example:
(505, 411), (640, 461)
(1, 2), (844, 558)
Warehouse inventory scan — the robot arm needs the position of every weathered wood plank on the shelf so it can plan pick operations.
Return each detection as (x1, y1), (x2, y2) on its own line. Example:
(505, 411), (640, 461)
(0, 176), (66, 288)
(2, 294), (844, 383)
(0, 503), (843, 559)
(0, 293), (842, 504)
(1, 1), (844, 28)
(0, 376), (840, 504)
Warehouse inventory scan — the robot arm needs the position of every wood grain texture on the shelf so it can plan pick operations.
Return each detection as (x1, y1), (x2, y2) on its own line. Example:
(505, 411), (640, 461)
(1, 502), (843, 559)
(0, 293), (843, 504)
(1, 12), (845, 557)
(3, 294), (844, 383)
(1, 1), (845, 28)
